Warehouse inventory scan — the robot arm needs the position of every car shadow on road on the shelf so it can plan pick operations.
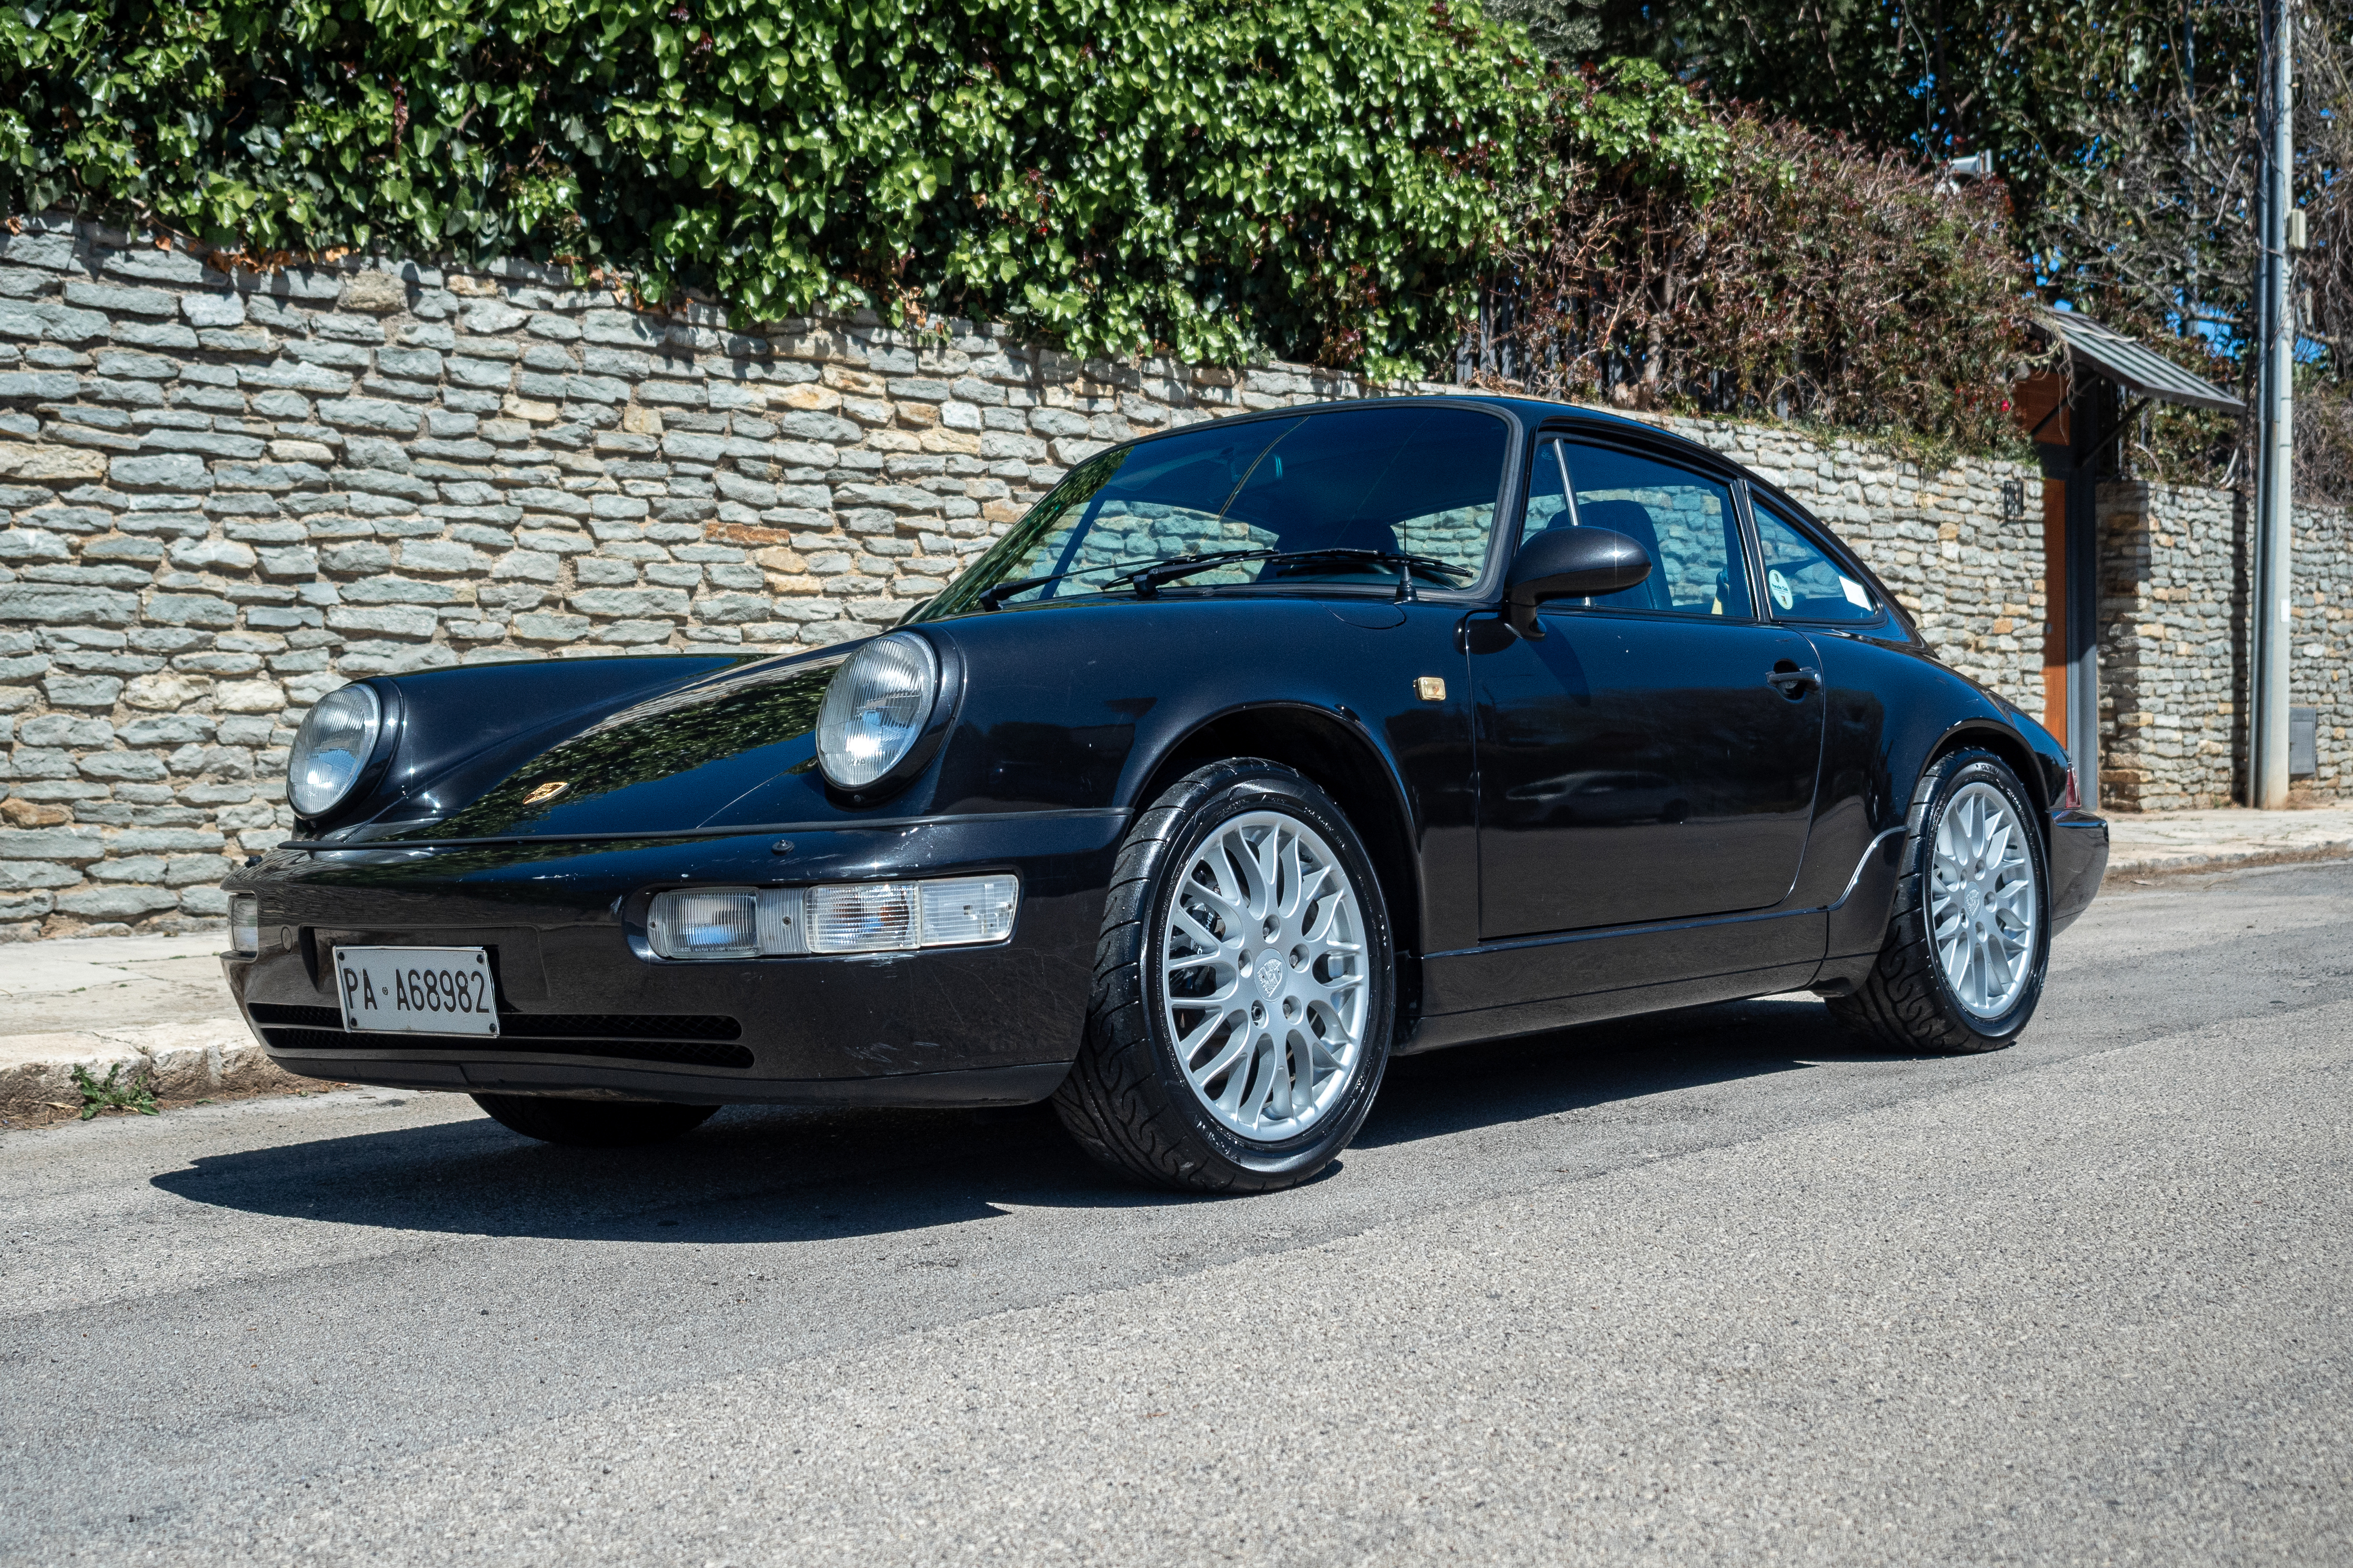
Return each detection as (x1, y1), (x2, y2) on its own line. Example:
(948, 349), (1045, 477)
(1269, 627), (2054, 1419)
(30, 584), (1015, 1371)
(1357, 993), (1908, 1149)
(150, 994), (1904, 1243)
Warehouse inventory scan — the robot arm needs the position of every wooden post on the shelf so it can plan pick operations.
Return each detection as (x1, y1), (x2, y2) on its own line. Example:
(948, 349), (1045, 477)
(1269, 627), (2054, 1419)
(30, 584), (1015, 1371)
(2042, 479), (2069, 746)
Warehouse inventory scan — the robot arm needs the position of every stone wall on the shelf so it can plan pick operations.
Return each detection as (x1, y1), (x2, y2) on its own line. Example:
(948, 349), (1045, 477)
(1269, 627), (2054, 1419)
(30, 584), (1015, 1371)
(2098, 482), (2243, 812)
(0, 213), (2331, 940)
(2098, 482), (2351, 811)
(2289, 500), (2353, 802)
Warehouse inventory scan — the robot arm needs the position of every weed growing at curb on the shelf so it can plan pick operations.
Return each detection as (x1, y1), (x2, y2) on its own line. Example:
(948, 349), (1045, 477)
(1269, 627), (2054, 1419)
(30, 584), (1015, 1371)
(71, 1064), (158, 1120)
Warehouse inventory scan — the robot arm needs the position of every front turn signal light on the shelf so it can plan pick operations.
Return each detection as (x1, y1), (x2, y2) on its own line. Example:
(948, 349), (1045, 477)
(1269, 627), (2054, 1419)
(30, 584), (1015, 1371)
(647, 889), (760, 959)
(647, 875), (1019, 960)
(228, 893), (260, 955)
(918, 876), (1019, 946)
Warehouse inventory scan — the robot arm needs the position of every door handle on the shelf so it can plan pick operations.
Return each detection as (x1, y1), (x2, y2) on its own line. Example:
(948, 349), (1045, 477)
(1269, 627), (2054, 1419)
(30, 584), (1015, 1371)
(1767, 664), (1820, 695)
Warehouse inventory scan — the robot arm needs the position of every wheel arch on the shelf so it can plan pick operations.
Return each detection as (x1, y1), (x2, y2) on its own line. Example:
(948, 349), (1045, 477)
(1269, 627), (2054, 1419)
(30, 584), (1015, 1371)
(1825, 722), (2056, 1052)
(1823, 713), (2056, 985)
(1925, 719), (2053, 829)
(1128, 703), (1427, 1029)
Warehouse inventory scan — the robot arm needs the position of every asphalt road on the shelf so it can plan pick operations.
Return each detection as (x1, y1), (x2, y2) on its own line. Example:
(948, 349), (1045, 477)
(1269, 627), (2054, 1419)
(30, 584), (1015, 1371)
(5, 862), (2350, 1566)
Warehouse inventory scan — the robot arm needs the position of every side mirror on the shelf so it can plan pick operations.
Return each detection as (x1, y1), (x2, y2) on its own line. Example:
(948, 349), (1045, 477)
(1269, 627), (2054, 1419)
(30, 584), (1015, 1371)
(1504, 527), (1652, 638)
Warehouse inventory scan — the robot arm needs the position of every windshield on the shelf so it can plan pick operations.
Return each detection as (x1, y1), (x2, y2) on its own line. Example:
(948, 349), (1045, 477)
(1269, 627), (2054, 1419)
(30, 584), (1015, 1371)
(918, 404), (1510, 619)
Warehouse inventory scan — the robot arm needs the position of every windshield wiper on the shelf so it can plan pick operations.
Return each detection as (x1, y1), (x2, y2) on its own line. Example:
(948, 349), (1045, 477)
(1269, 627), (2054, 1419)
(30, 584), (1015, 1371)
(1131, 548), (1471, 603)
(976, 553), (1203, 611)
(978, 573), (1060, 611)
(978, 546), (1471, 612)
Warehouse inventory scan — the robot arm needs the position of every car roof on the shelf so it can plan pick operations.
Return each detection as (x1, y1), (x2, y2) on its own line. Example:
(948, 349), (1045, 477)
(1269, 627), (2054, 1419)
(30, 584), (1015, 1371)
(1127, 392), (1722, 466)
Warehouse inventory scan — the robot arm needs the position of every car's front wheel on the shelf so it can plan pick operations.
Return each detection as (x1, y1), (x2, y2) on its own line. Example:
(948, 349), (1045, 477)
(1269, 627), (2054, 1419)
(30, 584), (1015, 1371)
(1053, 758), (1395, 1192)
(1831, 748), (2052, 1053)
(471, 1094), (720, 1148)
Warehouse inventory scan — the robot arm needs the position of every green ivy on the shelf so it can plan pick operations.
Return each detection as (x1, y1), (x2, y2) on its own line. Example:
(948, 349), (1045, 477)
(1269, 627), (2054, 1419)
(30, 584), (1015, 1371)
(1, 1), (1731, 376)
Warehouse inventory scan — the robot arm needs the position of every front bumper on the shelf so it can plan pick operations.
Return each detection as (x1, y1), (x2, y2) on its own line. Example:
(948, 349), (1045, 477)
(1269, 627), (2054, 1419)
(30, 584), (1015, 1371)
(221, 810), (1124, 1107)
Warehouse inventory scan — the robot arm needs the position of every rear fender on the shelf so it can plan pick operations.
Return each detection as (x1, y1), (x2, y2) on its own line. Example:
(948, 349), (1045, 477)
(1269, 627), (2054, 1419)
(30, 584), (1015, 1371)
(1816, 639), (2072, 964)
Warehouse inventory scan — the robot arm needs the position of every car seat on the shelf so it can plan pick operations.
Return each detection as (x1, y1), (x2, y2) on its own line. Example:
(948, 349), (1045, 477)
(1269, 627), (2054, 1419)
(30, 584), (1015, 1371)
(1568, 499), (1669, 612)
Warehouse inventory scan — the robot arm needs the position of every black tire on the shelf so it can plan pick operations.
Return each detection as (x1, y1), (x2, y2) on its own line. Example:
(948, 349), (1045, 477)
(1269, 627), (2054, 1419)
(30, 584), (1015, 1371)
(1829, 749), (2053, 1054)
(1052, 758), (1395, 1193)
(471, 1094), (719, 1148)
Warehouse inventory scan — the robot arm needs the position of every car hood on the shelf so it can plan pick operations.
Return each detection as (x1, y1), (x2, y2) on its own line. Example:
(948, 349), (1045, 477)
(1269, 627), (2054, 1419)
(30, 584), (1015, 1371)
(379, 651), (848, 841)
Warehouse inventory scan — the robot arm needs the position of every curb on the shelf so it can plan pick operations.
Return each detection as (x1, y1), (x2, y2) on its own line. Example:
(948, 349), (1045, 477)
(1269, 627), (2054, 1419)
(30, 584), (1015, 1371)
(2103, 843), (2353, 882)
(0, 1017), (308, 1124)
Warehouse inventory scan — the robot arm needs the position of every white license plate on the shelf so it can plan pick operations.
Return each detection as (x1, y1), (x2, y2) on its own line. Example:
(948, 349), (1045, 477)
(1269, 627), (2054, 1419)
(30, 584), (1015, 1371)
(334, 946), (500, 1037)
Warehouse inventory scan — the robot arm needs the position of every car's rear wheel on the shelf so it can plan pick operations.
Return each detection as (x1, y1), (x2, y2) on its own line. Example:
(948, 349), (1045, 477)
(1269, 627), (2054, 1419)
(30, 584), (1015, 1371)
(1831, 748), (2050, 1053)
(1053, 758), (1394, 1192)
(471, 1094), (719, 1148)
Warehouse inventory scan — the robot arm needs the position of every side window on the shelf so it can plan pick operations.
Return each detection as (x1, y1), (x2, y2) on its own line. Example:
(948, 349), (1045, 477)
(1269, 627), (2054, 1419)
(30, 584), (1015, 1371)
(1540, 443), (1752, 618)
(1753, 501), (1880, 622)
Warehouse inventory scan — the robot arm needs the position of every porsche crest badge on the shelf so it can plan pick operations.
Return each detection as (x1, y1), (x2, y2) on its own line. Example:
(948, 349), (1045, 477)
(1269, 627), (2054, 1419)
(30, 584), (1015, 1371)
(522, 781), (571, 806)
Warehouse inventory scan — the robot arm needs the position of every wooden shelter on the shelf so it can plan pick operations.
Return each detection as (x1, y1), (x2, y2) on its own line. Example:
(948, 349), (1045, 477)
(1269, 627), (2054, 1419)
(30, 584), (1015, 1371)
(2012, 308), (2242, 805)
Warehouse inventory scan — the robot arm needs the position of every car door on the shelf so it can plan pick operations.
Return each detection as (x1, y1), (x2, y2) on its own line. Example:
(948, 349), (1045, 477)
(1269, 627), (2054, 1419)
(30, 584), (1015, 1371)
(1472, 437), (1826, 937)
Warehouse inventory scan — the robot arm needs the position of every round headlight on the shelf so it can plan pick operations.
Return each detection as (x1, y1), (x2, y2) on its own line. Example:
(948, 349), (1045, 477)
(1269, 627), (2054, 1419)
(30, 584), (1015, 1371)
(288, 683), (383, 818)
(817, 634), (941, 791)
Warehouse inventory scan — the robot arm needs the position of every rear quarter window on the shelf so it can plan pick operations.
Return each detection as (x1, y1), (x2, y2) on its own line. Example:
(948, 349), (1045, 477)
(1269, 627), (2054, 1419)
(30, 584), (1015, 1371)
(1753, 500), (1881, 623)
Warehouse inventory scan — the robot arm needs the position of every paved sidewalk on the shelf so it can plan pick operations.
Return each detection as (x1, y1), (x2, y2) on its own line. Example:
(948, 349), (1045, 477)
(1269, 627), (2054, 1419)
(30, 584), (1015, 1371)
(3, 805), (2348, 1125)
(0, 933), (298, 1126)
(2104, 803), (2353, 877)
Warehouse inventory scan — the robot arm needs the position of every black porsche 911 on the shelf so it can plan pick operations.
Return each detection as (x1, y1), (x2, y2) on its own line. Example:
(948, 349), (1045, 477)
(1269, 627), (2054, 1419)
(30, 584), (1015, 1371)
(222, 396), (2108, 1191)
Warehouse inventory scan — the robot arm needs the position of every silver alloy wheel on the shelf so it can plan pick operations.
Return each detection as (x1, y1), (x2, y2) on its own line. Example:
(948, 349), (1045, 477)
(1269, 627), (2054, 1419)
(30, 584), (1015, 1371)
(1928, 780), (2039, 1018)
(1160, 808), (1370, 1143)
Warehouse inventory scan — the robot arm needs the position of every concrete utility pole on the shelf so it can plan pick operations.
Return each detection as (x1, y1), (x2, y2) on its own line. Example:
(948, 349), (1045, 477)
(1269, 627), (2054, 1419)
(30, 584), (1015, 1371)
(2250, 0), (2297, 808)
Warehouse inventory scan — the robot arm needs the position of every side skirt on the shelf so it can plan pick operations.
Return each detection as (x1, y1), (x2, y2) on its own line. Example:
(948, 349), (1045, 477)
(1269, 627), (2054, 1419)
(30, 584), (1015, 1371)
(1401, 959), (1824, 1055)
(1401, 829), (1910, 1056)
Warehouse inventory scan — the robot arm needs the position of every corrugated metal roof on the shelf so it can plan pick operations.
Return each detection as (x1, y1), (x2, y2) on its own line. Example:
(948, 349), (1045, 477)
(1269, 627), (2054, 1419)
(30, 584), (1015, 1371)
(2033, 308), (2243, 414)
